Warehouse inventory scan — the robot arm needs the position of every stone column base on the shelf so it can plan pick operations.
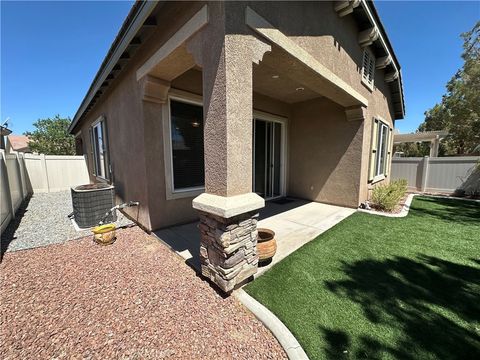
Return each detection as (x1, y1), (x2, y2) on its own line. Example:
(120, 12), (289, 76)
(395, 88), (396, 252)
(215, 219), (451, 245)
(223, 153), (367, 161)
(193, 193), (265, 293)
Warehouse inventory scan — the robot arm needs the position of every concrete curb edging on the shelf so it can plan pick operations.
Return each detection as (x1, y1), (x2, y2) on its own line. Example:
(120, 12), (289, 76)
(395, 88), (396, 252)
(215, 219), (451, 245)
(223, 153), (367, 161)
(234, 289), (310, 360)
(358, 193), (480, 218)
(357, 193), (417, 218)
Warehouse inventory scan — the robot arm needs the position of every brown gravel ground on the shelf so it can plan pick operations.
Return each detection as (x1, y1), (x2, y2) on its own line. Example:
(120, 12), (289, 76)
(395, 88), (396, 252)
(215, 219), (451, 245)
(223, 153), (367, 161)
(0, 227), (286, 360)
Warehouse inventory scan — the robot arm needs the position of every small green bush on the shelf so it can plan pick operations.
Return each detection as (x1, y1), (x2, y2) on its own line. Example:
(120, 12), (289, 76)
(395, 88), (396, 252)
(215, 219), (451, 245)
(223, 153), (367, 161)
(371, 179), (408, 212)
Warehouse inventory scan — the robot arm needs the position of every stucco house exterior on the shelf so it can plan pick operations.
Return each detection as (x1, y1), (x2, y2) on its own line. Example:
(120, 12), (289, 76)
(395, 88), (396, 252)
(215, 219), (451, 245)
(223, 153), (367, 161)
(69, 0), (405, 291)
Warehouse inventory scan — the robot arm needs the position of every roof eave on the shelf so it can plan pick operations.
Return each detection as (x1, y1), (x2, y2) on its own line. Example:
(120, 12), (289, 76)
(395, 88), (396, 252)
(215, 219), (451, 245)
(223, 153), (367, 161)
(362, 0), (405, 119)
(68, 1), (159, 134)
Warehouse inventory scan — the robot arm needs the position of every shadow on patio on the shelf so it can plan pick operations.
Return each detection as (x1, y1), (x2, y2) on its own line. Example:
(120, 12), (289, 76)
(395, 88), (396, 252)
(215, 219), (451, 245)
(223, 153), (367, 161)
(153, 198), (355, 273)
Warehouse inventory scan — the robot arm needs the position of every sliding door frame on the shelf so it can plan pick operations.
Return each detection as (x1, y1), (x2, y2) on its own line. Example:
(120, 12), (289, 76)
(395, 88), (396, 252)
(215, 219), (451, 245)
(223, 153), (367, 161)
(253, 110), (288, 200)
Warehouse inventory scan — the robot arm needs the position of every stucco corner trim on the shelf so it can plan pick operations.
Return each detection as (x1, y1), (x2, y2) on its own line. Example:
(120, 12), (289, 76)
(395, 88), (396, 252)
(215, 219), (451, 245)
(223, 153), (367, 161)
(345, 106), (366, 122)
(141, 76), (171, 104)
(245, 6), (368, 108)
(136, 5), (208, 81)
(192, 193), (265, 218)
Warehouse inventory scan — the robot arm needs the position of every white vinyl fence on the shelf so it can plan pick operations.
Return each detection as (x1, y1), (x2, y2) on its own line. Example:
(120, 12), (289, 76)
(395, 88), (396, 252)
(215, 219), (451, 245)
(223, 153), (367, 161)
(1, 150), (90, 234)
(391, 156), (480, 194)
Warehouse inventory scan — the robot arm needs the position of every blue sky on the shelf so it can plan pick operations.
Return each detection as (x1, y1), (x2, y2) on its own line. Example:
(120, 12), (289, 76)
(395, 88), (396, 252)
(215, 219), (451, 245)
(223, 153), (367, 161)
(1, 1), (479, 134)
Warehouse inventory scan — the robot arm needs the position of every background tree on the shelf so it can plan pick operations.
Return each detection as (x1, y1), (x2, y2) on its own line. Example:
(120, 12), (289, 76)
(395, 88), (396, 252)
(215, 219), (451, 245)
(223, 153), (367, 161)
(25, 115), (75, 155)
(418, 22), (480, 155)
(393, 142), (431, 157)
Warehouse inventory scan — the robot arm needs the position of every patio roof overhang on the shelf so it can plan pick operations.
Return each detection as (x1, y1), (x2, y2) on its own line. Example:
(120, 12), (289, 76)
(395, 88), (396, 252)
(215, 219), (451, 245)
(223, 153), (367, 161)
(70, 0), (406, 133)
(246, 6), (368, 114)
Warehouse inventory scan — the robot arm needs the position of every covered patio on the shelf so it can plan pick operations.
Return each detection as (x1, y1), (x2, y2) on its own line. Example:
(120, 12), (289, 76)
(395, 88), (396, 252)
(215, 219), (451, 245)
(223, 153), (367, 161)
(136, 3), (372, 291)
(154, 199), (355, 277)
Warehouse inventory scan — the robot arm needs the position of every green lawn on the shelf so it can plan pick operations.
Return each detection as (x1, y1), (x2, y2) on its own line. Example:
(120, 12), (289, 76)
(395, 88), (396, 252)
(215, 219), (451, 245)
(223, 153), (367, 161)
(245, 196), (480, 360)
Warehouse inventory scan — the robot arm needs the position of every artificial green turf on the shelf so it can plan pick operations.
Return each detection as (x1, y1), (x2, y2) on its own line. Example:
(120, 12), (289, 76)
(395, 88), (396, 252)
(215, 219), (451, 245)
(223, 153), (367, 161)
(245, 196), (480, 360)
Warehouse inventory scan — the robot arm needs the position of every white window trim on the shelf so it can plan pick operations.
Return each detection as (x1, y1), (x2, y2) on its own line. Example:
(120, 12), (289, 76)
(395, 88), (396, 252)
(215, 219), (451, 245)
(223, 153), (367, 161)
(372, 119), (389, 183)
(361, 48), (375, 91)
(162, 89), (290, 201)
(91, 116), (110, 182)
(163, 90), (205, 200)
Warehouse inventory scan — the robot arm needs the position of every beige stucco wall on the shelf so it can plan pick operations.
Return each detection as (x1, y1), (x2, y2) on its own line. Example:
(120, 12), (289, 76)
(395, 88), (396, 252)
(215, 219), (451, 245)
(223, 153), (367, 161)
(76, 1), (206, 231)
(245, 1), (395, 205)
(288, 97), (364, 207)
(75, 1), (398, 230)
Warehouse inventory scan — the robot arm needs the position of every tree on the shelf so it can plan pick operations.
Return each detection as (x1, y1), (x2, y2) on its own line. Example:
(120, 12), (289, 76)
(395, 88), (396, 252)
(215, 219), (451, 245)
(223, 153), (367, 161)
(25, 115), (75, 155)
(418, 22), (480, 155)
(393, 142), (430, 157)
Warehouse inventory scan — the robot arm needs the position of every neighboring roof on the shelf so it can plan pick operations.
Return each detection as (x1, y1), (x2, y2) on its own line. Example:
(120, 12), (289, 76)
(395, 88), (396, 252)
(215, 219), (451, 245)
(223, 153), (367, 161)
(7, 134), (31, 152)
(394, 131), (449, 143)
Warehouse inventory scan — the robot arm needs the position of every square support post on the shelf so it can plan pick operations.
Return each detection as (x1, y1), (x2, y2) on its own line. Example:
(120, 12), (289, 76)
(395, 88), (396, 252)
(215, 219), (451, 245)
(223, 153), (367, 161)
(420, 156), (430, 192)
(189, 12), (270, 292)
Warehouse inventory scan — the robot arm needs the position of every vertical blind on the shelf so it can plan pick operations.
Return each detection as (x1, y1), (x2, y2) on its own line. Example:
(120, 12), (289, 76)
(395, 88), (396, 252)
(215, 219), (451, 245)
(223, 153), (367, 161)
(170, 100), (205, 190)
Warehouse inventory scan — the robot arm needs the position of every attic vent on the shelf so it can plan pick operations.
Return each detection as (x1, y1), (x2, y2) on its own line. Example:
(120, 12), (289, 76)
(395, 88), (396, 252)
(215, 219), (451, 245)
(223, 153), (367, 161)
(362, 49), (375, 89)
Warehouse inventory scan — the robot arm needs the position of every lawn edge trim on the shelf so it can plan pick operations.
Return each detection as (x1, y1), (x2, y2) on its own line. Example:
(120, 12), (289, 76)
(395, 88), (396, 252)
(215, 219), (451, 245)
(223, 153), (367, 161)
(358, 193), (480, 218)
(357, 193), (416, 218)
(234, 288), (310, 360)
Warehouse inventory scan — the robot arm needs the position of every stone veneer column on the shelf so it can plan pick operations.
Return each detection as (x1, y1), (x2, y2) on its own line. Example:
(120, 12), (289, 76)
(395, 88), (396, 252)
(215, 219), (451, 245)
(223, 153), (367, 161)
(193, 192), (265, 292)
(189, 5), (270, 292)
(197, 208), (259, 292)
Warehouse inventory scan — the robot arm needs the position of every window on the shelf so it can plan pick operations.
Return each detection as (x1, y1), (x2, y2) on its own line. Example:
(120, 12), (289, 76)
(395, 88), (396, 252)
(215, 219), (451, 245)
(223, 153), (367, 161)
(369, 118), (392, 183)
(362, 49), (375, 90)
(169, 99), (204, 191)
(90, 118), (110, 180)
(375, 121), (389, 177)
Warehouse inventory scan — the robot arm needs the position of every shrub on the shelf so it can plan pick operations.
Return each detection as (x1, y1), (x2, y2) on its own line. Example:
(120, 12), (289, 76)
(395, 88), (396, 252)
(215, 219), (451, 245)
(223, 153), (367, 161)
(371, 179), (408, 212)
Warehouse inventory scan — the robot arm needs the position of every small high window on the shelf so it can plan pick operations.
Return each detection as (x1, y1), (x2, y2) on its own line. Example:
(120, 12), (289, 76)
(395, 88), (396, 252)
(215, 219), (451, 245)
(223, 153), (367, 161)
(362, 49), (375, 89)
(90, 118), (110, 180)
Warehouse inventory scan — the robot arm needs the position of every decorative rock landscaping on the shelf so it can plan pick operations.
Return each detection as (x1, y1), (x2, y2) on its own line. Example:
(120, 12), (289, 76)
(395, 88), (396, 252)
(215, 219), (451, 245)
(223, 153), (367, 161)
(0, 226), (286, 359)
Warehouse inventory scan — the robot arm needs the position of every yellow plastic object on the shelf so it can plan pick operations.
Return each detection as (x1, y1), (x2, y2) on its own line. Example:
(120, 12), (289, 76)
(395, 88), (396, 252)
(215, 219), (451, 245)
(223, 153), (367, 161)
(92, 224), (116, 245)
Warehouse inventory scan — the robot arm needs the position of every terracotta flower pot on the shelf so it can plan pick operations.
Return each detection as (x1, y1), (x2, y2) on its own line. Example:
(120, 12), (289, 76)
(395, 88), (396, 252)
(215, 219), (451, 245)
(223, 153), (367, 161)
(257, 228), (277, 263)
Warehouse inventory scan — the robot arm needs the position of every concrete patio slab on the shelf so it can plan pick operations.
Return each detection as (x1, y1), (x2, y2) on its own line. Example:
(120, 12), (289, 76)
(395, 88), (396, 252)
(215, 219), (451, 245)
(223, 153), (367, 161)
(256, 200), (355, 276)
(153, 198), (355, 277)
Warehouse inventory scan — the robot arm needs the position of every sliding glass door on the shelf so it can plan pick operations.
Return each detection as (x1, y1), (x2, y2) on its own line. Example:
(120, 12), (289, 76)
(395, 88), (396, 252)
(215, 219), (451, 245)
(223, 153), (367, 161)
(253, 117), (285, 200)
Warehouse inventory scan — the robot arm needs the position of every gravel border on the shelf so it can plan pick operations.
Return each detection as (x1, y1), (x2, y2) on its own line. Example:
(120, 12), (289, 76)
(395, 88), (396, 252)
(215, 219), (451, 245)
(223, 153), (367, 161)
(1, 191), (133, 254)
(0, 227), (287, 359)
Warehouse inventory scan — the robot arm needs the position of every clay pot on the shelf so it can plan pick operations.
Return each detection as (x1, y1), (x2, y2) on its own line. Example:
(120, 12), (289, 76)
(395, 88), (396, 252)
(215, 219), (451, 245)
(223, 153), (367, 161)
(257, 228), (277, 263)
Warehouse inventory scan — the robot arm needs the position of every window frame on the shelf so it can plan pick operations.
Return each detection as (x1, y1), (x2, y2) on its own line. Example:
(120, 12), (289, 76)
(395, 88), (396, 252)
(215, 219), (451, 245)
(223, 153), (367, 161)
(163, 90), (205, 200)
(372, 119), (389, 183)
(90, 116), (110, 182)
(361, 48), (375, 91)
